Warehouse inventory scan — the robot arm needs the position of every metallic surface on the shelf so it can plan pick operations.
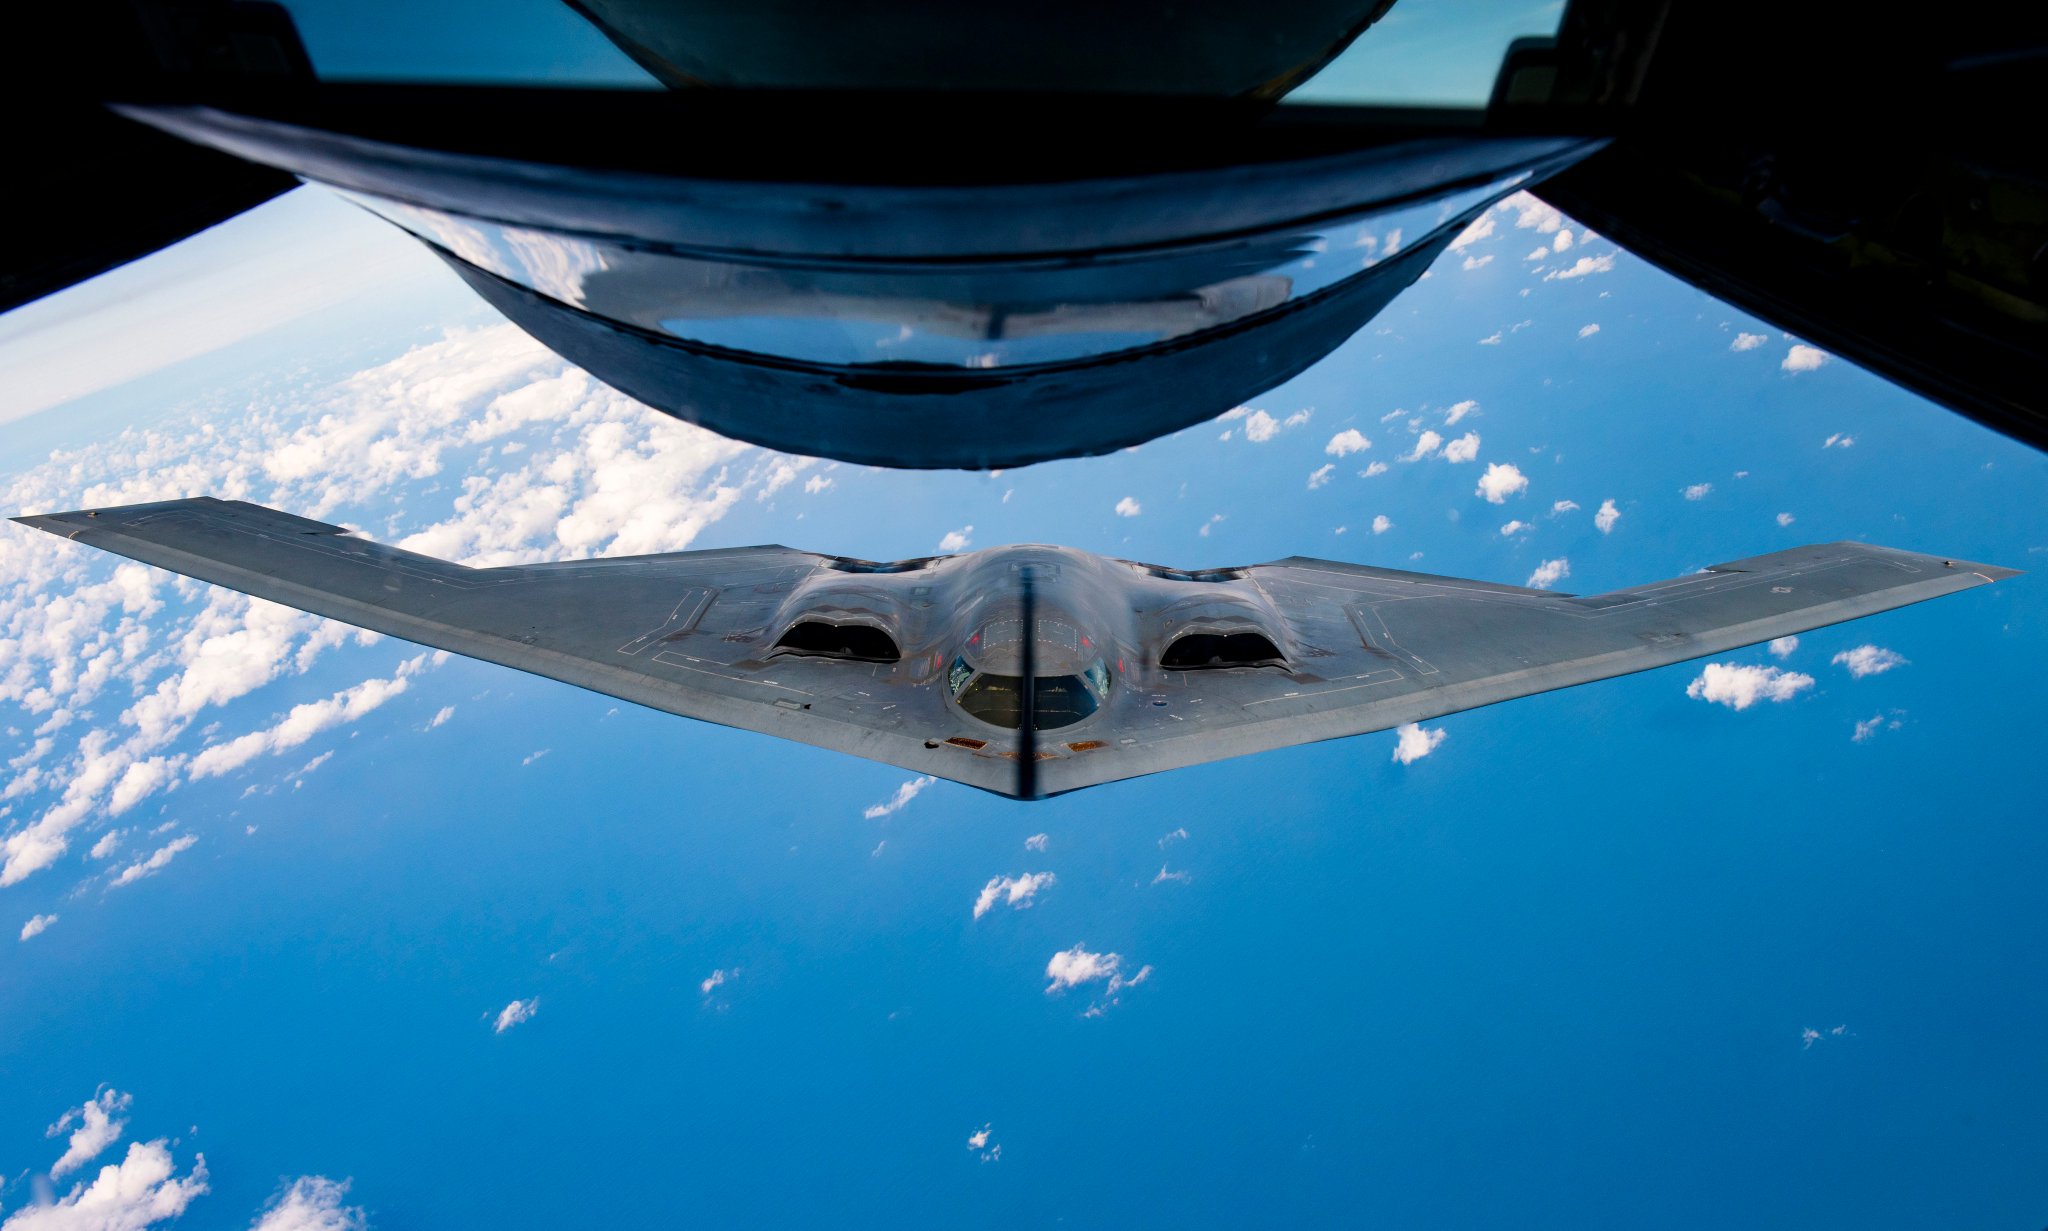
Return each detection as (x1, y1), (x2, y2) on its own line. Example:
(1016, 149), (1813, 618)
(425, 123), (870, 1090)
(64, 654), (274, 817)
(118, 98), (1596, 468)
(16, 498), (2017, 799)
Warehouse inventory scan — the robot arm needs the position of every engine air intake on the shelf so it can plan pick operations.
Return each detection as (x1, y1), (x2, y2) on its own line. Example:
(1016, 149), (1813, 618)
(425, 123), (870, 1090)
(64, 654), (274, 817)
(773, 620), (901, 662)
(1160, 631), (1283, 669)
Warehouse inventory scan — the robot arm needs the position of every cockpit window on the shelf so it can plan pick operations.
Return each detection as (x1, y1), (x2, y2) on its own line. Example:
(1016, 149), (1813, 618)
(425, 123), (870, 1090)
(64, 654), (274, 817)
(953, 658), (1109, 730)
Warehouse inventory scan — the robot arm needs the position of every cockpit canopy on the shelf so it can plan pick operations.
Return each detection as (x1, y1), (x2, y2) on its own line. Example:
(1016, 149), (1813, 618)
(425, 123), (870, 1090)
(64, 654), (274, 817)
(948, 615), (1111, 730)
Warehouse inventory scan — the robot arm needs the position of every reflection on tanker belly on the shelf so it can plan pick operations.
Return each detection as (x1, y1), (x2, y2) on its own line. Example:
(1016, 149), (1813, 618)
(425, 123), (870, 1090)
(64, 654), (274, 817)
(356, 181), (1510, 368)
(344, 177), (1522, 466)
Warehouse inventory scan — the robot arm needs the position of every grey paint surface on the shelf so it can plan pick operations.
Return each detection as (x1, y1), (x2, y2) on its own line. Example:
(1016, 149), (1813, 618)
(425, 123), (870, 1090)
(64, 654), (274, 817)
(15, 499), (2016, 799)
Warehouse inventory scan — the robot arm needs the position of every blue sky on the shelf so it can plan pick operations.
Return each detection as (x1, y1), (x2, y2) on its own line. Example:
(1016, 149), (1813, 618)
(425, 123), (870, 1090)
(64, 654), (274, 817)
(0, 183), (2042, 1229)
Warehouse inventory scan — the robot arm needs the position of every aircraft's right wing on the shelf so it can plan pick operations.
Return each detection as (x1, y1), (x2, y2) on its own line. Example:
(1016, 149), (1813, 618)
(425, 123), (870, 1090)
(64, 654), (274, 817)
(12, 498), (1015, 794)
(1033, 541), (2017, 794)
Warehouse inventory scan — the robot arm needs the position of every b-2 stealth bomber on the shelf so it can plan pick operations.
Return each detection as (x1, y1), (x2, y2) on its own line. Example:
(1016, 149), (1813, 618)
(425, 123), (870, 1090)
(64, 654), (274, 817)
(16, 498), (2015, 799)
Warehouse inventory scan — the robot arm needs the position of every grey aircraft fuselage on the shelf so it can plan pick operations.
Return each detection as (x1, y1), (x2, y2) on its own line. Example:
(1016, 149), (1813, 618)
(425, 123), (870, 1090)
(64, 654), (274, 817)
(12, 498), (2018, 800)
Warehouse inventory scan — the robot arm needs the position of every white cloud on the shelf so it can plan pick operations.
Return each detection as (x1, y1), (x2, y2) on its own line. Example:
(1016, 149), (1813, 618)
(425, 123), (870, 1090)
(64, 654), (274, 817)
(1243, 410), (1281, 442)
(1683, 483), (1714, 501)
(1832, 645), (1907, 678)
(1731, 332), (1767, 351)
(1442, 431), (1481, 464)
(1475, 462), (1529, 504)
(1595, 498), (1621, 533)
(1776, 512), (1796, 527)
(187, 670), (415, 781)
(1371, 515), (1393, 535)
(803, 473), (833, 495)
(520, 749), (549, 767)
(89, 831), (124, 860)
(1113, 497), (1141, 517)
(973, 872), (1055, 919)
(1361, 461), (1389, 478)
(1852, 715), (1885, 743)
(1823, 432), (1855, 449)
(0, 317), (783, 889)
(109, 834), (197, 889)
(47, 1090), (133, 1180)
(1443, 400), (1478, 426)
(1500, 191), (1564, 234)
(426, 705), (455, 730)
(21, 913), (58, 940)
(1578, 323), (1600, 338)
(1158, 827), (1188, 848)
(1283, 409), (1312, 428)
(1500, 520), (1530, 536)
(938, 526), (973, 552)
(1685, 663), (1815, 709)
(1044, 945), (1150, 1002)
(1400, 430), (1443, 462)
(1768, 636), (1799, 659)
(1526, 246), (1550, 261)
(1783, 344), (1829, 372)
(492, 998), (538, 1034)
(1544, 254), (1616, 280)
(1325, 429), (1371, 457)
(1461, 254), (1494, 271)
(1550, 500), (1580, 516)
(1306, 464), (1335, 490)
(1198, 514), (1225, 538)
(249, 1177), (367, 1231)
(1478, 331), (1503, 345)
(1448, 214), (1496, 251)
(1553, 229), (1575, 251)
(967, 1124), (992, 1150)
(1390, 722), (1447, 765)
(3, 1139), (209, 1231)
(863, 775), (935, 819)
(700, 968), (737, 995)
(1024, 833), (1048, 851)
(1526, 558), (1570, 590)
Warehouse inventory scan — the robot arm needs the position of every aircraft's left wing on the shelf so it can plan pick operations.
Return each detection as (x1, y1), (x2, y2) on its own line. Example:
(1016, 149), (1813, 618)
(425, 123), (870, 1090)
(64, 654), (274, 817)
(1031, 542), (2016, 795)
(12, 498), (1016, 794)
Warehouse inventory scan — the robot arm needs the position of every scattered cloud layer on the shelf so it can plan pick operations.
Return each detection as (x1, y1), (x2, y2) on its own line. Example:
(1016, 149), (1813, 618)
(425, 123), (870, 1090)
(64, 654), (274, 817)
(1, 322), (789, 891)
